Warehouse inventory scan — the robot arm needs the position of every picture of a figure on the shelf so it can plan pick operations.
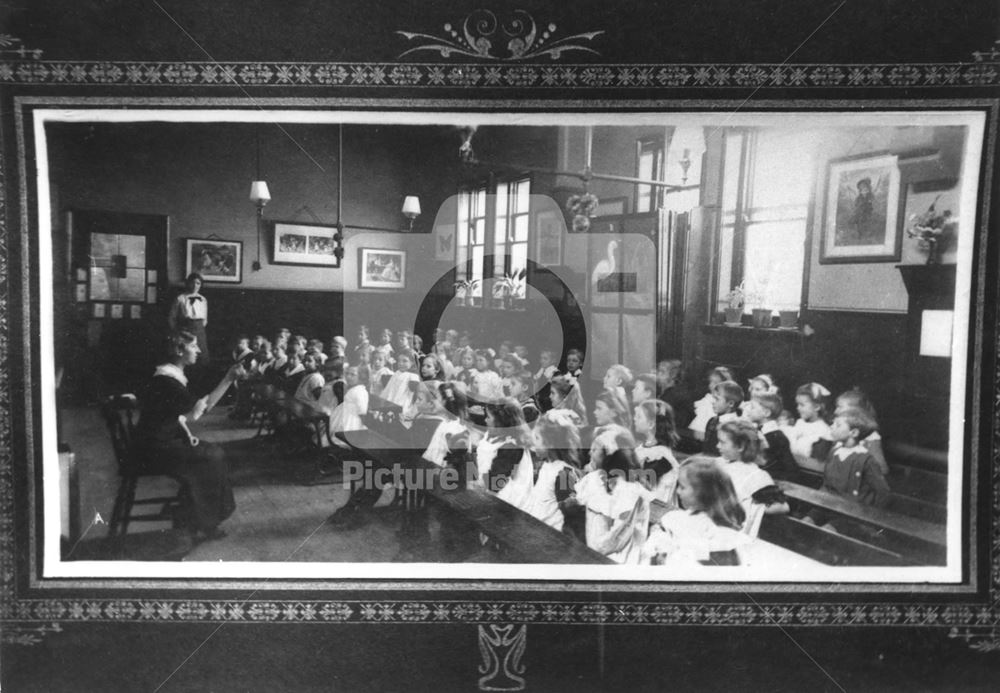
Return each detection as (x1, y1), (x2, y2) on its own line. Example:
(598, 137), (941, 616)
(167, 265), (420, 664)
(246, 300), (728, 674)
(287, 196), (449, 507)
(367, 254), (400, 282)
(834, 170), (888, 246)
(187, 240), (241, 282)
(822, 154), (901, 263)
(359, 249), (406, 288)
(278, 233), (307, 254)
(308, 235), (335, 255)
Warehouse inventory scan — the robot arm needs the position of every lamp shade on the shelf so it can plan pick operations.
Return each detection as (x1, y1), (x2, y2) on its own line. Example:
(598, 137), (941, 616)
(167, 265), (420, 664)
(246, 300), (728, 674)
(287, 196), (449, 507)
(401, 195), (421, 219)
(249, 180), (271, 204)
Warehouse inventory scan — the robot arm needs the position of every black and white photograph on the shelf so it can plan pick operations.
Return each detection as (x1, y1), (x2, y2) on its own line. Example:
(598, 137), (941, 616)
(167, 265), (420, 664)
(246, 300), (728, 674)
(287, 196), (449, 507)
(2, 1), (1000, 691)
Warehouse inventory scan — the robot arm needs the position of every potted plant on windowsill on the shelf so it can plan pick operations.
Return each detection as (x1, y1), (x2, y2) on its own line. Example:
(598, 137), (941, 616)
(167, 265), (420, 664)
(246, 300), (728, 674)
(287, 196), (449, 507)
(723, 283), (745, 326)
(491, 277), (510, 309)
(506, 268), (527, 310)
(453, 278), (479, 307)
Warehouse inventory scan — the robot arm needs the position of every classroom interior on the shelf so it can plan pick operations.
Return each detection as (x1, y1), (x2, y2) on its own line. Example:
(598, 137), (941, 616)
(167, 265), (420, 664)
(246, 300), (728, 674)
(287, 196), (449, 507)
(39, 109), (977, 577)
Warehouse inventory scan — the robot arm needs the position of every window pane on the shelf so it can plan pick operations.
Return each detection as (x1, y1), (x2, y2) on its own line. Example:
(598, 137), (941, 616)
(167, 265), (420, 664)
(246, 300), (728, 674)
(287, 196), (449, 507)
(721, 132), (743, 213)
(511, 242), (528, 284)
(514, 179), (531, 214)
(471, 246), (484, 295)
(716, 225), (734, 314)
(458, 192), (468, 225)
(513, 214), (529, 242)
(742, 220), (806, 312)
(750, 131), (817, 210)
(474, 219), (485, 245)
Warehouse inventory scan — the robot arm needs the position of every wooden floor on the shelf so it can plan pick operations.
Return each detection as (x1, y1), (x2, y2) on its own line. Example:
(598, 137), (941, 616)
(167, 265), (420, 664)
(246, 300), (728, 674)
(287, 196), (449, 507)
(62, 405), (438, 563)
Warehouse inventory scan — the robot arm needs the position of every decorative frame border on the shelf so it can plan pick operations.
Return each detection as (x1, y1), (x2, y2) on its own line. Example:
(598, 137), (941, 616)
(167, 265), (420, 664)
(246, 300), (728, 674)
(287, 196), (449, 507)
(0, 86), (997, 650)
(1, 60), (999, 89)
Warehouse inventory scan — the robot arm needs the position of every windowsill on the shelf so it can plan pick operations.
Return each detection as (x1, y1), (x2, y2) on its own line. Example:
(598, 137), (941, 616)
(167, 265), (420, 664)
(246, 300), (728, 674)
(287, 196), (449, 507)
(700, 323), (810, 339)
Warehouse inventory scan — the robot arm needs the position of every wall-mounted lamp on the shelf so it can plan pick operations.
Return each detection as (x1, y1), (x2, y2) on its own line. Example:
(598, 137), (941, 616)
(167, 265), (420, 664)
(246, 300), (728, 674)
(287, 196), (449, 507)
(401, 195), (421, 232)
(249, 128), (270, 271)
(249, 181), (270, 271)
(679, 148), (692, 185)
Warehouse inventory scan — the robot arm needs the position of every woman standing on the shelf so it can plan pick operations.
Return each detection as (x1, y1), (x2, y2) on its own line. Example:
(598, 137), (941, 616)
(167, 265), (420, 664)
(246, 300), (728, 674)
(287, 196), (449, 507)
(135, 331), (241, 542)
(169, 273), (210, 381)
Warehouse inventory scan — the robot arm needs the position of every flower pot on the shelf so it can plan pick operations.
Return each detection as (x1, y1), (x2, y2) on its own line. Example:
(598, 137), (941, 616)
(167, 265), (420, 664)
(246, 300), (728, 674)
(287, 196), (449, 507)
(751, 308), (773, 329)
(492, 296), (506, 309)
(778, 310), (798, 329)
(456, 293), (468, 307)
(724, 307), (743, 326)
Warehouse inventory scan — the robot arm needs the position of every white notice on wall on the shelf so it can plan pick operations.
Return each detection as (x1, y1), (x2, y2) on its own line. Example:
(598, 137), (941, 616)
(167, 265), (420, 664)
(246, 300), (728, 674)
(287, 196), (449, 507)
(919, 309), (954, 358)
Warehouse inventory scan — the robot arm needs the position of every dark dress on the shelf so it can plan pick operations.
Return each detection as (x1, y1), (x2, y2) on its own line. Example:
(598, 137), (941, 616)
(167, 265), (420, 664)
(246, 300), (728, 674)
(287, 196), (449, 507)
(135, 372), (235, 533)
(659, 385), (695, 430)
(761, 429), (797, 480)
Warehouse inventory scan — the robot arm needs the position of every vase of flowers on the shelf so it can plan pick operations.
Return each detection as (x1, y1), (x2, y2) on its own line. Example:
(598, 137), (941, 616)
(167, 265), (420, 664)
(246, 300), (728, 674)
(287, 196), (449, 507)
(723, 283), (745, 325)
(906, 196), (957, 265)
(453, 278), (479, 307)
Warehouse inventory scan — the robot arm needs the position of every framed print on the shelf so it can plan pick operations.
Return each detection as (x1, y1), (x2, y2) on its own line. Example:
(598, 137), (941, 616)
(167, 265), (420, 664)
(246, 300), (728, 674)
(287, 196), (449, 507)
(271, 221), (342, 267)
(534, 209), (563, 266)
(594, 196), (629, 217)
(358, 247), (406, 289)
(820, 153), (903, 264)
(184, 237), (243, 283)
(434, 223), (456, 261)
(4, 2), (1000, 689)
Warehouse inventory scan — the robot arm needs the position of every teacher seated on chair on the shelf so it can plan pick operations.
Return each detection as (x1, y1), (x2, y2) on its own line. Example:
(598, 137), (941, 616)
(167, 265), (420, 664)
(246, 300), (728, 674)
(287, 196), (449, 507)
(135, 331), (242, 543)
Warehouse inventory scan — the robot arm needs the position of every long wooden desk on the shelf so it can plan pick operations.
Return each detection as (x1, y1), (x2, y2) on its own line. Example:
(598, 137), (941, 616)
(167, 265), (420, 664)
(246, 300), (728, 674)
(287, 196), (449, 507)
(337, 428), (613, 565)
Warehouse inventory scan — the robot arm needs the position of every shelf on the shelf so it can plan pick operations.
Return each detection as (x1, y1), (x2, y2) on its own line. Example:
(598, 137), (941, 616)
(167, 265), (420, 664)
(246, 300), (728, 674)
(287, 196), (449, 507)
(700, 324), (810, 340)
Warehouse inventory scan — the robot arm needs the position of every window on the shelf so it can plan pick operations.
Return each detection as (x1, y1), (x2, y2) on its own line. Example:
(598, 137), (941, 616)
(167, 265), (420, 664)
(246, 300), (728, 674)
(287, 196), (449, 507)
(456, 176), (531, 300)
(493, 178), (531, 297)
(716, 129), (817, 314)
(635, 137), (665, 213)
(456, 186), (487, 299)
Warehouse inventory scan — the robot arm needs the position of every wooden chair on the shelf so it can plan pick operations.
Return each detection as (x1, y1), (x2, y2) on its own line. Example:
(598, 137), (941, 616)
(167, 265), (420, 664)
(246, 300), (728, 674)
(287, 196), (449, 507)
(102, 394), (184, 538)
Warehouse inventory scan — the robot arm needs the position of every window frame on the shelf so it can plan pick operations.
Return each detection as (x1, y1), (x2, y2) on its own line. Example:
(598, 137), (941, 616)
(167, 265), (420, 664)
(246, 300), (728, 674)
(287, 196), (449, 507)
(714, 128), (816, 317)
(456, 173), (532, 301)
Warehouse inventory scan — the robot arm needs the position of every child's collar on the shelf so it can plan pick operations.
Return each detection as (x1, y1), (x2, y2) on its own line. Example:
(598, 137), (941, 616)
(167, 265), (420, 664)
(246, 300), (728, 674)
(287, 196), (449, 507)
(761, 420), (779, 434)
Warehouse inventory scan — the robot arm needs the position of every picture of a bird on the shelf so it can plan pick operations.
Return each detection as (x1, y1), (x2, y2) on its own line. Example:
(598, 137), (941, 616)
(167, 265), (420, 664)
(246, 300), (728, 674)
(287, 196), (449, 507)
(592, 239), (619, 289)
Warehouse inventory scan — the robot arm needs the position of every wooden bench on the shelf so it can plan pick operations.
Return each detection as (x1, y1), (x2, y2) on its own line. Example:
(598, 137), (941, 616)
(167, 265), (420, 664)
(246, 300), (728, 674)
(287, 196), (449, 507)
(758, 514), (915, 567)
(776, 479), (946, 565)
(337, 428), (613, 565)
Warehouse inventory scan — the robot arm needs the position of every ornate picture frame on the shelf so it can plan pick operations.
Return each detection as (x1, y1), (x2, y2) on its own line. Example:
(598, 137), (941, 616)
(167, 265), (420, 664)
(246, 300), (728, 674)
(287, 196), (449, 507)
(2, 3), (1000, 686)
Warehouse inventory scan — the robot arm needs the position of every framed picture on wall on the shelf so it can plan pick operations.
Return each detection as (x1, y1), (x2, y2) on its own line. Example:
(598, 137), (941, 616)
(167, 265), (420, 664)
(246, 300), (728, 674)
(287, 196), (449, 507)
(271, 221), (343, 267)
(358, 247), (406, 289)
(594, 196), (629, 218)
(534, 209), (563, 266)
(820, 153), (903, 264)
(184, 237), (243, 283)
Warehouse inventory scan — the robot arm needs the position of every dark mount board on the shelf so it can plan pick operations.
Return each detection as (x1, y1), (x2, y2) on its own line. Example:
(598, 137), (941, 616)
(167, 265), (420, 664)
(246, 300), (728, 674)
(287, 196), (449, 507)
(2, 0), (1000, 690)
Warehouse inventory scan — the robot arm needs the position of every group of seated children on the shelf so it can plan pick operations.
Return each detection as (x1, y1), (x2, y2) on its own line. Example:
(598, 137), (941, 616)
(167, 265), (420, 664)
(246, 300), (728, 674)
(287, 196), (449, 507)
(225, 325), (893, 565)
